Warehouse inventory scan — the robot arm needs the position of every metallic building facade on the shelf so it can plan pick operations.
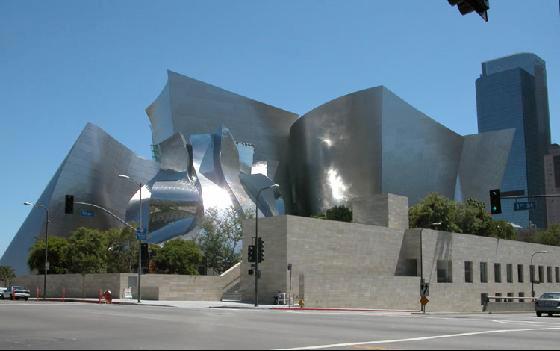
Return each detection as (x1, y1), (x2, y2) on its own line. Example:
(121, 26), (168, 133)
(290, 86), (514, 217)
(146, 70), (299, 212)
(1, 123), (159, 274)
(476, 53), (551, 228)
(3, 70), (521, 274)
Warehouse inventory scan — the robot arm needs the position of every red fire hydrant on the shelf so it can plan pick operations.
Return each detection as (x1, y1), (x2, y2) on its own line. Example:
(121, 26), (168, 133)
(103, 290), (112, 304)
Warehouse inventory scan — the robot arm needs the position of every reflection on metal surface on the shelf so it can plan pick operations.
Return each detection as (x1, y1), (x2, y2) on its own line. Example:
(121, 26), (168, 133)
(237, 142), (254, 175)
(1, 123), (159, 274)
(146, 70), (298, 212)
(189, 127), (284, 215)
(125, 133), (203, 243)
(252, 161), (268, 176)
(3, 72), (520, 274)
(240, 173), (284, 217)
(290, 86), (514, 217)
(326, 168), (349, 202)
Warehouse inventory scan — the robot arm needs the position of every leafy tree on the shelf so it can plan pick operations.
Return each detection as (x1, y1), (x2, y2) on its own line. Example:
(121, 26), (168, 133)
(0, 266), (16, 286)
(454, 198), (491, 236)
(409, 193), (461, 233)
(197, 207), (249, 274)
(409, 193), (515, 238)
(152, 239), (202, 275)
(533, 225), (560, 246)
(325, 205), (353, 222)
(27, 236), (69, 274)
(106, 227), (138, 273)
(65, 227), (108, 274)
(487, 220), (517, 240)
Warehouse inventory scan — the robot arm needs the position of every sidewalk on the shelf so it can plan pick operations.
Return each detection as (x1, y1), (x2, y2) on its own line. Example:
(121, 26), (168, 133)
(30, 298), (278, 309)
(28, 298), (416, 313)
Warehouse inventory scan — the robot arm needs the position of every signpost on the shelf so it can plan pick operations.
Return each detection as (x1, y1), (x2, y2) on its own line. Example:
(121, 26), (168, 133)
(80, 209), (95, 217)
(136, 228), (147, 241)
(514, 201), (536, 211)
(420, 282), (429, 313)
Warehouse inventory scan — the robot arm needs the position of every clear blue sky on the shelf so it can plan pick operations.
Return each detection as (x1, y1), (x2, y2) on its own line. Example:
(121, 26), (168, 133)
(1, 0), (559, 257)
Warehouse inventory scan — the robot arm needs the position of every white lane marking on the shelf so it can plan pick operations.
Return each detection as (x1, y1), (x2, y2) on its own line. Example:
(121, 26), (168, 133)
(283, 310), (412, 317)
(492, 319), (553, 325)
(278, 327), (560, 350)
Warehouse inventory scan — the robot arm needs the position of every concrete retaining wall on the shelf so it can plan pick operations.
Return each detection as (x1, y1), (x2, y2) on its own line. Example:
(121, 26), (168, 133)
(14, 263), (241, 300)
(240, 215), (560, 312)
(14, 273), (122, 298)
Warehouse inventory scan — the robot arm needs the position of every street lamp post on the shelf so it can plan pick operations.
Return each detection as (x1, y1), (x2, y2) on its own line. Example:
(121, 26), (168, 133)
(24, 202), (48, 299)
(531, 250), (548, 298)
(419, 222), (442, 313)
(119, 174), (143, 303)
(254, 184), (279, 307)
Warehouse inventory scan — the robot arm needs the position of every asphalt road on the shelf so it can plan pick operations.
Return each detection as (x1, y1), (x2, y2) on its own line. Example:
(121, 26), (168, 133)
(1, 301), (560, 349)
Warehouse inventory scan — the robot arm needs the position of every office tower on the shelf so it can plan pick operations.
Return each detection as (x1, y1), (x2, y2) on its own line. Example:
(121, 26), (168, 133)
(545, 144), (560, 226)
(476, 53), (551, 228)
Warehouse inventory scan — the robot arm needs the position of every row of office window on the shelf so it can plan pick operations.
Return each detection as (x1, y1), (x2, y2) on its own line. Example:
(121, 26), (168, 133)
(436, 260), (560, 284)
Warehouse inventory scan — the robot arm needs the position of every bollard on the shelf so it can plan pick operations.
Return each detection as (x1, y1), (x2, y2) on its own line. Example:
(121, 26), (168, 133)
(36, 287), (40, 300)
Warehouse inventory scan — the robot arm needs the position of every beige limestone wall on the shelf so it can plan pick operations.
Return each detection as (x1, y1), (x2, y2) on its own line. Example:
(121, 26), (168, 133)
(241, 215), (407, 305)
(240, 215), (560, 312)
(14, 263), (240, 301)
(419, 229), (560, 312)
(13, 273), (122, 298)
(352, 193), (409, 230)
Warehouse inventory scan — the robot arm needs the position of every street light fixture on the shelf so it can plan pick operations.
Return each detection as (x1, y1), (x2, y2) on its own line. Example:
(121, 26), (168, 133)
(24, 201), (49, 300)
(254, 183), (279, 307)
(118, 174), (144, 303)
(531, 250), (548, 298)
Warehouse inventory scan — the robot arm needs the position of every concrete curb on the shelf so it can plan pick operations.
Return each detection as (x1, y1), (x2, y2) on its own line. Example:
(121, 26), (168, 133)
(29, 298), (140, 305)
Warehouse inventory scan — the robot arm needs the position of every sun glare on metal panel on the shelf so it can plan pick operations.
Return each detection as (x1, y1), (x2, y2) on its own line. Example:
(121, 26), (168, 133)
(201, 183), (232, 210)
(327, 168), (348, 201)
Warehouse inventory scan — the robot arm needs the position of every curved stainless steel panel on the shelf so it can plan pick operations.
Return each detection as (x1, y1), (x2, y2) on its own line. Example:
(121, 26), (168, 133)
(240, 173), (284, 217)
(218, 127), (254, 212)
(290, 86), (513, 219)
(1, 123), (159, 274)
(146, 70), (298, 212)
(290, 88), (384, 216)
(125, 133), (203, 243)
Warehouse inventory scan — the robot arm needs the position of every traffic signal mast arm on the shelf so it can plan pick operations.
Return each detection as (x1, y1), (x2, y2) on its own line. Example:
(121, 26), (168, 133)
(74, 201), (136, 230)
(500, 194), (560, 200)
(489, 189), (560, 215)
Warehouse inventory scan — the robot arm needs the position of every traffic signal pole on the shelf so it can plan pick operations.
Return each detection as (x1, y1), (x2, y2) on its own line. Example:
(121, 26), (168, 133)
(254, 203), (259, 307)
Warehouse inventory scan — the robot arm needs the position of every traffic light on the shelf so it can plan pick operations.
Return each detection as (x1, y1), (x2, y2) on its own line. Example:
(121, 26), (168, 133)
(64, 195), (74, 214)
(257, 238), (264, 263)
(140, 243), (149, 268)
(248, 245), (256, 263)
(489, 189), (502, 214)
(448, 0), (489, 22)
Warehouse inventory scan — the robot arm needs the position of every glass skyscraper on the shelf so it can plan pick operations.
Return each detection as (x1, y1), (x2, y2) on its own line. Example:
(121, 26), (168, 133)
(476, 53), (551, 228)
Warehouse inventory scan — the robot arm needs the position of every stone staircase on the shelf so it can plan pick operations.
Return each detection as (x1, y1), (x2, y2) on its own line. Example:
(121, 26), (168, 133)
(221, 281), (241, 301)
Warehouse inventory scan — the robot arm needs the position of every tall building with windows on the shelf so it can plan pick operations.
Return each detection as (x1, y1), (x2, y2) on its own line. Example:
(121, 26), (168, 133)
(476, 53), (551, 228)
(545, 144), (560, 226)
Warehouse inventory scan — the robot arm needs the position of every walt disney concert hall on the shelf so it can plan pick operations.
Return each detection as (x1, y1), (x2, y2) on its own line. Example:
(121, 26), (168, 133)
(1, 70), (514, 274)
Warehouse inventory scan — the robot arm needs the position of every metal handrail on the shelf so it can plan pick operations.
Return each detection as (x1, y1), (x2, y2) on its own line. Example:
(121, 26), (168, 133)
(486, 296), (536, 302)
